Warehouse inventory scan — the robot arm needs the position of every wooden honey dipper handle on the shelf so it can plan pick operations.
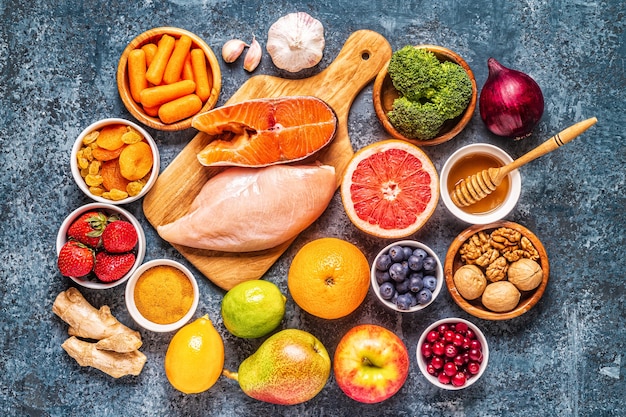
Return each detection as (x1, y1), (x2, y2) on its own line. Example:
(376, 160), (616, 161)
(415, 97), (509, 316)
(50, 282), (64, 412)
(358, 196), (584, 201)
(451, 117), (598, 208)
(493, 117), (598, 184)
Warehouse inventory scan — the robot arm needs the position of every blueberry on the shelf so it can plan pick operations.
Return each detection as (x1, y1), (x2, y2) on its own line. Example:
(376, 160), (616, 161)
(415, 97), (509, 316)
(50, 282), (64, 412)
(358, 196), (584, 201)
(375, 269), (391, 285)
(422, 256), (437, 272)
(417, 288), (433, 304)
(388, 245), (406, 262)
(402, 246), (414, 259)
(375, 254), (392, 271)
(395, 278), (411, 294)
(423, 275), (437, 291)
(409, 275), (424, 292)
(408, 255), (423, 271)
(389, 262), (408, 282)
(379, 282), (396, 300)
(395, 293), (413, 310)
(412, 248), (428, 260)
(408, 292), (418, 307)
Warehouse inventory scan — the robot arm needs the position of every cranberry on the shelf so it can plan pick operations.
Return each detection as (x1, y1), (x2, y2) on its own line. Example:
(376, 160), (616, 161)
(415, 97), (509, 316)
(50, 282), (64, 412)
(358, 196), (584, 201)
(462, 337), (471, 350)
(470, 339), (482, 350)
(438, 372), (451, 385)
(467, 362), (481, 375)
(451, 372), (467, 387)
(421, 342), (432, 358)
(426, 363), (438, 375)
(430, 356), (444, 369)
(455, 322), (468, 333)
(444, 330), (455, 342)
(469, 348), (483, 362)
(453, 333), (465, 346)
(432, 341), (446, 356)
(443, 362), (457, 377)
(466, 329), (475, 340)
(437, 324), (449, 334)
(444, 344), (458, 358)
(426, 330), (439, 343)
(453, 355), (465, 366)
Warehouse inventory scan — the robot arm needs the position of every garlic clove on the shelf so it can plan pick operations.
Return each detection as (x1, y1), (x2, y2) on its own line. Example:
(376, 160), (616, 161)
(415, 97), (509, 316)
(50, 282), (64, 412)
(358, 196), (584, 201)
(222, 39), (248, 63)
(243, 36), (262, 72)
(266, 12), (325, 73)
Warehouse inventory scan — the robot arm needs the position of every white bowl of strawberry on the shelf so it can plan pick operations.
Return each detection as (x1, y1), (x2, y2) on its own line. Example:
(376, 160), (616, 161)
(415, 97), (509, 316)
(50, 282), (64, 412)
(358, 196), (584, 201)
(56, 203), (146, 289)
(416, 318), (489, 390)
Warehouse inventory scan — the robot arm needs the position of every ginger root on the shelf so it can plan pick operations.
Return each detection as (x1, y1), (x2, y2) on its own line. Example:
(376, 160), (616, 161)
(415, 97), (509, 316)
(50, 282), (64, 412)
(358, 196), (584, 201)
(62, 336), (147, 378)
(53, 287), (146, 378)
(53, 287), (141, 353)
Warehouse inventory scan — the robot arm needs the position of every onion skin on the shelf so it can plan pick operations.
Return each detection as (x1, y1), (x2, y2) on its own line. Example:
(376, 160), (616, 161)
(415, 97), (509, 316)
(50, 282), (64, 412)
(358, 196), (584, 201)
(479, 58), (544, 140)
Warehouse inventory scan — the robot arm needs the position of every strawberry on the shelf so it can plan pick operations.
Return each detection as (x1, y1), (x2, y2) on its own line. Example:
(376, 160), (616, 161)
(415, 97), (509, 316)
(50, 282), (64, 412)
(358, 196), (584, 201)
(67, 211), (108, 248)
(57, 241), (95, 277)
(94, 252), (136, 282)
(101, 220), (138, 253)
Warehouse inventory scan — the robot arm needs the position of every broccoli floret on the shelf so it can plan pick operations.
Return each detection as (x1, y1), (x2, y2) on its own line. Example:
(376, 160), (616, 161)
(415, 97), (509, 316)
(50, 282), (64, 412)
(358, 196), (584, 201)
(386, 46), (473, 140)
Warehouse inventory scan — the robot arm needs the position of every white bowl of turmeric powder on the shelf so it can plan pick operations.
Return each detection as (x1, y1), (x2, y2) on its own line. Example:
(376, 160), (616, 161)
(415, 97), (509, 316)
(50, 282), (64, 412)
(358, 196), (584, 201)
(125, 259), (199, 332)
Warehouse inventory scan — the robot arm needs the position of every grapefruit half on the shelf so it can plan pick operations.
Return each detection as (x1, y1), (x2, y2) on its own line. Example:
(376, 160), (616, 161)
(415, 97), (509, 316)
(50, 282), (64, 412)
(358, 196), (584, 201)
(340, 139), (439, 238)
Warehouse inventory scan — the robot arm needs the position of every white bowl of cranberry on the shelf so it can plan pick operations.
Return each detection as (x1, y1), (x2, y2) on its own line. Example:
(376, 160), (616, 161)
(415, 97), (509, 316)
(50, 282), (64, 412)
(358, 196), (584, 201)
(371, 240), (443, 312)
(56, 202), (146, 289)
(417, 318), (489, 390)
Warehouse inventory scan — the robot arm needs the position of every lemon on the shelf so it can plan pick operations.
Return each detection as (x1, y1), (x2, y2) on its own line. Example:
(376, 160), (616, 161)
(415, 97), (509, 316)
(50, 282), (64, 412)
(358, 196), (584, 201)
(164, 314), (224, 394)
(221, 280), (286, 338)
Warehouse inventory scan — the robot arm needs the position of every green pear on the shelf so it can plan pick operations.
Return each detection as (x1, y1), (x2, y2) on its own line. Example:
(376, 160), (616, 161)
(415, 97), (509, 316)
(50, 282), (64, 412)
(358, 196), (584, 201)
(226, 329), (331, 405)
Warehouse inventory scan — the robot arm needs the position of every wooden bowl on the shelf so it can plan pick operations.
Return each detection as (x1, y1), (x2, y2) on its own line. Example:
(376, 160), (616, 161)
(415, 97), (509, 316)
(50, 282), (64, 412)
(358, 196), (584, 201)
(444, 221), (550, 320)
(372, 45), (477, 146)
(117, 27), (221, 131)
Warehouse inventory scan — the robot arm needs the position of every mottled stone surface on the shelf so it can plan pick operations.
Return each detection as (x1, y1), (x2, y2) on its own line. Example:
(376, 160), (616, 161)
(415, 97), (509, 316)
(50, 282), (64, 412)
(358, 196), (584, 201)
(1, 1), (624, 416)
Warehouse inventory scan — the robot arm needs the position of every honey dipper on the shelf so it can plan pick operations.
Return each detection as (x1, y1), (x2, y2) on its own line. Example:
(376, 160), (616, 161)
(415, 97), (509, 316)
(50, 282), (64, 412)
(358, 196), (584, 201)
(451, 117), (598, 208)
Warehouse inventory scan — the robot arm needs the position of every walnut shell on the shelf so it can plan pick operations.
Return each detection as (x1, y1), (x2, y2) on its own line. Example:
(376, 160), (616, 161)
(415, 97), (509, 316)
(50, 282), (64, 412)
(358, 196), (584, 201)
(508, 258), (543, 291)
(481, 281), (521, 312)
(453, 265), (487, 300)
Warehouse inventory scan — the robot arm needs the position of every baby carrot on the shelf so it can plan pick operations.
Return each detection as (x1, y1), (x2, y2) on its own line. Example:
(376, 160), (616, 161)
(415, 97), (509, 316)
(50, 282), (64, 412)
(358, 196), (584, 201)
(163, 35), (192, 85)
(127, 48), (147, 103)
(141, 43), (158, 67)
(190, 48), (211, 102)
(143, 104), (160, 117)
(145, 34), (176, 85)
(182, 53), (194, 81)
(158, 94), (203, 124)
(139, 79), (196, 108)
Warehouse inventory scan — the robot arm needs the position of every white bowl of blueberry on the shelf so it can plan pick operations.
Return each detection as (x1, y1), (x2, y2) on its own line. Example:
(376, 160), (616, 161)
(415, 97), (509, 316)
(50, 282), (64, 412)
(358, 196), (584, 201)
(371, 240), (443, 312)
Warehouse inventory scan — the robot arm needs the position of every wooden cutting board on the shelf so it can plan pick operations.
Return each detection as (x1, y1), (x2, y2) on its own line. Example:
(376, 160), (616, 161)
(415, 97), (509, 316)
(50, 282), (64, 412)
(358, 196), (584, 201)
(143, 30), (392, 290)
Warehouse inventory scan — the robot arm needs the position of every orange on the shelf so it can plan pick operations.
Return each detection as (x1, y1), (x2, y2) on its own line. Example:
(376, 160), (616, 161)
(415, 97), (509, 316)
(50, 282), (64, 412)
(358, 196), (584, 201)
(340, 139), (439, 239)
(287, 237), (370, 320)
(164, 314), (224, 394)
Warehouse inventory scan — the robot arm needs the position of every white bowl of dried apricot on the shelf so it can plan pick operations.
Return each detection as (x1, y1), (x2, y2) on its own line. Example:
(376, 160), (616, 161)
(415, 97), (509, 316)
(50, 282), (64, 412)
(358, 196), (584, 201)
(71, 118), (160, 205)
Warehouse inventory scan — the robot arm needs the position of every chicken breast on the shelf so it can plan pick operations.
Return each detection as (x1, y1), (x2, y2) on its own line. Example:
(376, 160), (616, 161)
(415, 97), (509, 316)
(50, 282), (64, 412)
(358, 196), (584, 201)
(157, 164), (336, 252)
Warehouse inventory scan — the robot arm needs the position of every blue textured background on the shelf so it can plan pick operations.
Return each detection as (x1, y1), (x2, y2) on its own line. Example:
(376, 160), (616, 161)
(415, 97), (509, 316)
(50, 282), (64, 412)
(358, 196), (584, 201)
(1, 1), (624, 416)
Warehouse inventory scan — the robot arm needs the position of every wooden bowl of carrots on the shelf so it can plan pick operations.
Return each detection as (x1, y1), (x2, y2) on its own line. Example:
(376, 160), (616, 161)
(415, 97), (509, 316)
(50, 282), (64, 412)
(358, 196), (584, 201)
(117, 27), (221, 131)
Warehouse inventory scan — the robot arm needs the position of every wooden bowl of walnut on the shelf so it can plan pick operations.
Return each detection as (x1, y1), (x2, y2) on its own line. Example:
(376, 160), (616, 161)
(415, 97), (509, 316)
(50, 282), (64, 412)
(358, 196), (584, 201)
(444, 221), (549, 320)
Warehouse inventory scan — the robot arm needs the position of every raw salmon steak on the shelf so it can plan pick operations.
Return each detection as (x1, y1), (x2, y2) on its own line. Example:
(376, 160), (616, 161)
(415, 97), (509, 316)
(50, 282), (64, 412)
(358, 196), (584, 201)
(157, 164), (336, 252)
(192, 96), (338, 167)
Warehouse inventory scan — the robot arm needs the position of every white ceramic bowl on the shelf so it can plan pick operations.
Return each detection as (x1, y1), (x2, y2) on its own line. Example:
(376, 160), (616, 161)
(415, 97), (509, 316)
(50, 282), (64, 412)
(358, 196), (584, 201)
(125, 259), (199, 332)
(70, 118), (160, 205)
(56, 203), (146, 289)
(440, 143), (521, 224)
(371, 240), (443, 313)
(416, 317), (489, 390)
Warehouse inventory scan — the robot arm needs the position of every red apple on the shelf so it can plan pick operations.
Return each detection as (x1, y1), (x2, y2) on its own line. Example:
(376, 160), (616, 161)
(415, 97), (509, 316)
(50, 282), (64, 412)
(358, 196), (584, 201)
(333, 324), (409, 403)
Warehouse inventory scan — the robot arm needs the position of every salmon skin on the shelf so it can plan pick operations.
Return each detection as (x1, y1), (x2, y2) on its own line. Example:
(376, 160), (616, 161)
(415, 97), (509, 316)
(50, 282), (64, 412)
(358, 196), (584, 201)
(192, 96), (338, 167)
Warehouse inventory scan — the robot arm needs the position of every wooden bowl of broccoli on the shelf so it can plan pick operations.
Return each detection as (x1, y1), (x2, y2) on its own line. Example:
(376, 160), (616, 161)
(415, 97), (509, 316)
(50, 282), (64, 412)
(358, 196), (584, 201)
(373, 45), (477, 146)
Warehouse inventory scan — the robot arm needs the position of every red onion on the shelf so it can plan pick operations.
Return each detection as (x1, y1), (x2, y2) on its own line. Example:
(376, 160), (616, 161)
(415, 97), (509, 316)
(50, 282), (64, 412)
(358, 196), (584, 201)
(479, 58), (544, 140)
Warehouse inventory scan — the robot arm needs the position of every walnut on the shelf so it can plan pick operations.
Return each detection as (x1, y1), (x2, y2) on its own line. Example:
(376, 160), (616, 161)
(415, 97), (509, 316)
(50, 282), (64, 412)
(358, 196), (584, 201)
(520, 237), (540, 261)
(508, 258), (543, 291)
(490, 227), (521, 250)
(486, 256), (508, 282)
(459, 231), (491, 264)
(481, 281), (521, 312)
(474, 248), (500, 268)
(502, 247), (524, 262)
(453, 265), (487, 300)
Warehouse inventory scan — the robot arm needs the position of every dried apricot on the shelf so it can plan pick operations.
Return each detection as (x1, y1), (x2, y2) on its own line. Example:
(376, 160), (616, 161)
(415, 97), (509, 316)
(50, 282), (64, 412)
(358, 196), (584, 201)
(101, 159), (131, 192)
(92, 144), (127, 161)
(96, 124), (127, 150)
(119, 141), (153, 181)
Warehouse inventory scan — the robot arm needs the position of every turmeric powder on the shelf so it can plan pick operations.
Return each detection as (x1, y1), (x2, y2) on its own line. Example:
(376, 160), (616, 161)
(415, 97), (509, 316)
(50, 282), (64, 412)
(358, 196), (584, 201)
(134, 265), (194, 324)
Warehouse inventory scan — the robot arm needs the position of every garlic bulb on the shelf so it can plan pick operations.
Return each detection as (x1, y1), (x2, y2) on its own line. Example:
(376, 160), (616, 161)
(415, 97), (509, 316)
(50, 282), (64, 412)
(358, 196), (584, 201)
(266, 12), (325, 72)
